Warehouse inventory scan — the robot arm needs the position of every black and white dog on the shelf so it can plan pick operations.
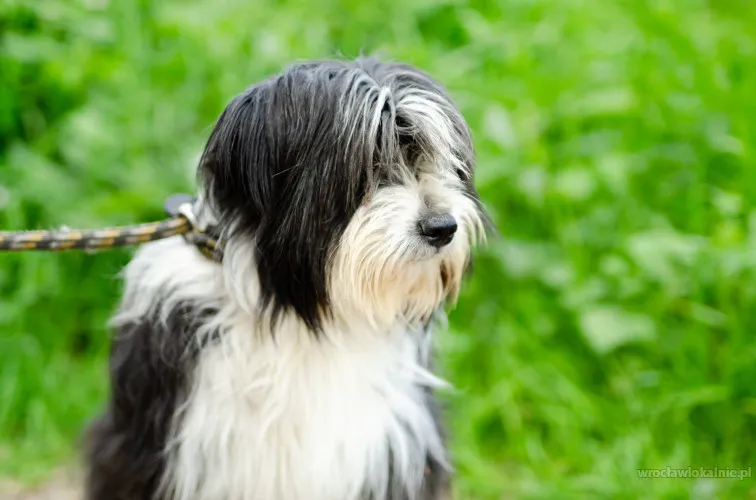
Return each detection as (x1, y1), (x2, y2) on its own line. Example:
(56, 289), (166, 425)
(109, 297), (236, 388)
(84, 56), (489, 500)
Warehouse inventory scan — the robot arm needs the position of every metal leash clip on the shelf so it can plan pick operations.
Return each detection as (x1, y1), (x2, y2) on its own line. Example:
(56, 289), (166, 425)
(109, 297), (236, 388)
(163, 193), (222, 261)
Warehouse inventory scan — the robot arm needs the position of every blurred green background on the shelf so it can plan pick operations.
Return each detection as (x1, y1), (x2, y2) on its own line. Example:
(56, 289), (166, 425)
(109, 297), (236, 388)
(2, 0), (756, 498)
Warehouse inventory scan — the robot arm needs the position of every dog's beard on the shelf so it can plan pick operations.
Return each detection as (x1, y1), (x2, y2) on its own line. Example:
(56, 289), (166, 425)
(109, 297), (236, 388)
(330, 172), (485, 330)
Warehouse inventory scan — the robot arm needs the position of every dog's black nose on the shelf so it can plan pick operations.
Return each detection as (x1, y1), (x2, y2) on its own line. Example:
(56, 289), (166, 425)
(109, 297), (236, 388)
(419, 213), (457, 248)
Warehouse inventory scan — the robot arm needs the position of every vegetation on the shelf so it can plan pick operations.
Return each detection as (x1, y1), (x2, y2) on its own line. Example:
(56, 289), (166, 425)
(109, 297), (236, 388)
(2, 0), (756, 498)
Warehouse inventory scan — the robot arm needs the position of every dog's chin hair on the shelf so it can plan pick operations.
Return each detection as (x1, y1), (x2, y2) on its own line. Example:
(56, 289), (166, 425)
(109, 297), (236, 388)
(329, 187), (484, 332)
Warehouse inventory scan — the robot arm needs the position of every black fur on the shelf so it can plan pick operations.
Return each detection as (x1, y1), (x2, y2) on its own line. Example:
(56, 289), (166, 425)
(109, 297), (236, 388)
(84, 301), (215, 500)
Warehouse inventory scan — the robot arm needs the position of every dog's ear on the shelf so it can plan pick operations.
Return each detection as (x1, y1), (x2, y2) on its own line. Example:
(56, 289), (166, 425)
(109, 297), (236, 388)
(195, 66), (385, 332)
(197, 88), (274, 233)
(197, 69), (378, 235)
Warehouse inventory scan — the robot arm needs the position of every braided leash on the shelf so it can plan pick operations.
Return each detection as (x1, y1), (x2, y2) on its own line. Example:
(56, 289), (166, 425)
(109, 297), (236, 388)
(0, 194), (222, 261)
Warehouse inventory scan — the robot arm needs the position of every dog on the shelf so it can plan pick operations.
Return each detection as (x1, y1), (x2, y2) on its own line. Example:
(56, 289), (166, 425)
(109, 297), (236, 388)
(84, 56), (490, 500)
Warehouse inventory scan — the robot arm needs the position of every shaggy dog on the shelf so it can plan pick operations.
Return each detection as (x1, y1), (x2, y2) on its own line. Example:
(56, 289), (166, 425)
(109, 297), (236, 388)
(84, 56), (489, 500)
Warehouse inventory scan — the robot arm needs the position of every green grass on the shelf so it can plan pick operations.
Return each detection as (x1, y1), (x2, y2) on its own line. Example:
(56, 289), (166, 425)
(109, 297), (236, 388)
(2, 0), (756, 498)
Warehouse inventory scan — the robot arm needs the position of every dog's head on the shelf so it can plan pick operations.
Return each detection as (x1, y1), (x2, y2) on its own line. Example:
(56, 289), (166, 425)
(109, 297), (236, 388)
(198, 57), (490, 332)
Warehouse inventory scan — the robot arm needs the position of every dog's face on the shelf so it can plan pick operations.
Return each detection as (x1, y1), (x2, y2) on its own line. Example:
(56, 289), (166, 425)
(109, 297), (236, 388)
(198, 57), (489, 332)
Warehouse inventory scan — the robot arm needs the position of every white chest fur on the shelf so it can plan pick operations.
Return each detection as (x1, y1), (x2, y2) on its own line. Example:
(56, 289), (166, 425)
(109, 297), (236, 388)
(161, 312), (449, 500)
(117, 238), (450, 500)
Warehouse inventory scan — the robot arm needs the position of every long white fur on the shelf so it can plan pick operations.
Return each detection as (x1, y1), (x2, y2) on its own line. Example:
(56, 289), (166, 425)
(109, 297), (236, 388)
(111, 84), (484, 500)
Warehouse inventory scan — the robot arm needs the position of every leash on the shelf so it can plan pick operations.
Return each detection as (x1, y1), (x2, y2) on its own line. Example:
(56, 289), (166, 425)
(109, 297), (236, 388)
(0, 194), (222, 260)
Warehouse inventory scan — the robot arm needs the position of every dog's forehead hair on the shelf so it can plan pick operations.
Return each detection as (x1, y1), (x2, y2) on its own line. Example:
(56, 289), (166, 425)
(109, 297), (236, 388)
(257, 58), (472, 172)
(200, 56), (475, 219)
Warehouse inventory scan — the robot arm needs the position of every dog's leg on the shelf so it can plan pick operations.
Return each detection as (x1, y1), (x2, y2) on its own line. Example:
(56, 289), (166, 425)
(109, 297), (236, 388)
(420, 455), (452, 500)
(83, 305), (198, 500)
(419, 391), (453, 500)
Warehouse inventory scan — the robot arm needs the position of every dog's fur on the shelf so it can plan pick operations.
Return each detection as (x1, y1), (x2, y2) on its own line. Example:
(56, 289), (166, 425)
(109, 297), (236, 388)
(84, 56), (489, 500)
